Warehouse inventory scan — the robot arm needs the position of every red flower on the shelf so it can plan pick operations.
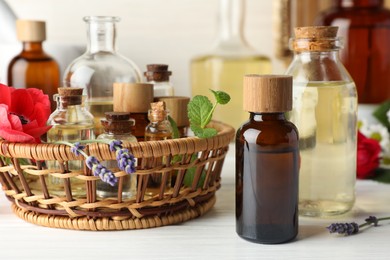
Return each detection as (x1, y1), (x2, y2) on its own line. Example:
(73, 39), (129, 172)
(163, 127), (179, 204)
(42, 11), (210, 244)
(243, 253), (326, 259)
(357, 131), (381, 179)
(0, 84), (51, 143)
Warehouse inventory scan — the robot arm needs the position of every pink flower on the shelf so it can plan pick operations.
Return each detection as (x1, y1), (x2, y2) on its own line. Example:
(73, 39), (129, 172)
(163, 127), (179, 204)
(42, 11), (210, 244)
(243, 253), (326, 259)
(357, 131), (381, 179)
(0, 84), (51, 143)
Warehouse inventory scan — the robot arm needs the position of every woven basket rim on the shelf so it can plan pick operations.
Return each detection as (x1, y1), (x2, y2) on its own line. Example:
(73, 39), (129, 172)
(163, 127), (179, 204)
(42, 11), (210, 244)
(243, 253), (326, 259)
(0, 120), (235, 161)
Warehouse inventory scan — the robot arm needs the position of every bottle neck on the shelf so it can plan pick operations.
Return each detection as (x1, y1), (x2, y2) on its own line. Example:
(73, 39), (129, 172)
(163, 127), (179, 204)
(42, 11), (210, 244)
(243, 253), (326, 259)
(294, 50), (340, 61)
(250, 112), (286, 121)
(55, 95), (83, 109)
(337, 0), (383, 8)
(85, 17), (118, 53)
(215, 0), (250, 50)
(22, 42), (44, 53)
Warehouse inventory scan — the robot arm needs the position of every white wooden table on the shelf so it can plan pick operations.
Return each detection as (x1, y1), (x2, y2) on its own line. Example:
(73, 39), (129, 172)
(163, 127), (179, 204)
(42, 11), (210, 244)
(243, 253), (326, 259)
(1, 144), (390, 260)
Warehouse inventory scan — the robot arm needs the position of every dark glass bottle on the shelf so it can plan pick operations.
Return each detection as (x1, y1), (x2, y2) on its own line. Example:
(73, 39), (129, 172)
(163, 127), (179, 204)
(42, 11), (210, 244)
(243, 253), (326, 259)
(236, 75), (299, 244)
(315, 0), (390, 104)
(8, 20), (60, 112)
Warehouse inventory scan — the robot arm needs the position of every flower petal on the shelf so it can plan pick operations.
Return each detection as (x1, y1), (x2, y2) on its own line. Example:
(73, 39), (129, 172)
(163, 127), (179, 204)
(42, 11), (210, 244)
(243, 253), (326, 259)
(9, 89), (35, 118)
(0, 84), (12, 107)
(0, 128), (35, 143)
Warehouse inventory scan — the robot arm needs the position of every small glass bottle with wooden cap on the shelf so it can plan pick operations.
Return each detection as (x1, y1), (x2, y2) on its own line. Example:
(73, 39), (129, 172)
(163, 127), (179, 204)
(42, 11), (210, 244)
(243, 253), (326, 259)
(236, 74), (299, 244)
(46, 87), (95, 196)
(8, 19), (60, 112)
(144, 101), (173, 197)
(286, 26), (357, 217)
(97, 112), (137, 199)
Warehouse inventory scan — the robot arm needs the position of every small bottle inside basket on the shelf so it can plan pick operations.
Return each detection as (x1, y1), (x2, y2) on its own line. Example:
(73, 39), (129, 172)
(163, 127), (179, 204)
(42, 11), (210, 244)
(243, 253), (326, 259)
(144, 101), (173, 197)
(97, 112), (138, 199)
(46, 87), (95, 197)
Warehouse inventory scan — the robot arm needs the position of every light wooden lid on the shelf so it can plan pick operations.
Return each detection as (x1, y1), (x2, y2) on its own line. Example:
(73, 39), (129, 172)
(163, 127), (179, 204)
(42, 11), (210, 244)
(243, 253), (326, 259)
(113, 83), (154, 113)
(16, 20), (46, 42)
(243, 75), (292, 113)
(155, 96), (190, 127)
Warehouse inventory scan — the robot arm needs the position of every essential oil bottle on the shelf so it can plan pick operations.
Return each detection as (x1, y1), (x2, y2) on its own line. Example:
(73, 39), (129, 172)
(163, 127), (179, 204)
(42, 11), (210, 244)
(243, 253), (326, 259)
(236, 74), (299, 244)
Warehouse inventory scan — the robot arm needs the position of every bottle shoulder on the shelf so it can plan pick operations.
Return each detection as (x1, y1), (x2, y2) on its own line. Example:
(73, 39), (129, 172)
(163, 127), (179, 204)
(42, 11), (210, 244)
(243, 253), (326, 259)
(47, 108), (94, 125)
(237, 119), (299, 145)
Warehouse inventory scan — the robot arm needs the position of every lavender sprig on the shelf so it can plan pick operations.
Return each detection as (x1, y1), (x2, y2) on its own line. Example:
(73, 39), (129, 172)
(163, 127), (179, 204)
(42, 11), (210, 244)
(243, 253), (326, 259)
(116, 148), (136, 174)
(57, 140), (118, 186)
(327, 216), (390, 236)
(86, 156), (117, 186)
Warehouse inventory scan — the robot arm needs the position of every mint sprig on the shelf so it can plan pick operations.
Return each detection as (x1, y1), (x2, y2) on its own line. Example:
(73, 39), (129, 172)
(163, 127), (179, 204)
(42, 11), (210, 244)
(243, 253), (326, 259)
(188, 90), (231, 138)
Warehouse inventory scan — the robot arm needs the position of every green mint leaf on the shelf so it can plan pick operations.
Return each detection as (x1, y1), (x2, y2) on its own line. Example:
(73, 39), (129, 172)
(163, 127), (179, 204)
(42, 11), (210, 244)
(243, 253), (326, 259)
(190, 123), (217, 138)
(183, 154), (206, 188)
(210, 89), (231, 105)
(373, 101), (390, 129)
(168, 115), (180, 139)
(187, 95), (213, 127)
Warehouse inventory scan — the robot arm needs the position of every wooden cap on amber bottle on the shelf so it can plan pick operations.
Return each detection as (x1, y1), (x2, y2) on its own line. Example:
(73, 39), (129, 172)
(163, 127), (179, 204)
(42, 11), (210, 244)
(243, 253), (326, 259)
(113, 83), (154, 113)
(243, 75), (292, 113)
(16, 20), (46, 42)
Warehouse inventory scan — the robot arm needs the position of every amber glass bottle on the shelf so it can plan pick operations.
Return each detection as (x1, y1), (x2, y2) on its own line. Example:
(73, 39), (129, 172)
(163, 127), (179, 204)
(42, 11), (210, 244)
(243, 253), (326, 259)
(8, 20), (60, 111)
(315, 0), (390, 105)
(236, 75), (299, 244)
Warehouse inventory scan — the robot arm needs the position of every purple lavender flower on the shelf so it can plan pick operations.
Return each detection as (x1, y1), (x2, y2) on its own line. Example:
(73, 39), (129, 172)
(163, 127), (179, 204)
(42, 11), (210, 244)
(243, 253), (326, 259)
(109, 140), (123, 152)
(86, 156), (117, 186)
(116, 148), (136, 174)
(70, 142), (85, 156)
(365, 216), (379, 226)
(327, 222), (359, 236)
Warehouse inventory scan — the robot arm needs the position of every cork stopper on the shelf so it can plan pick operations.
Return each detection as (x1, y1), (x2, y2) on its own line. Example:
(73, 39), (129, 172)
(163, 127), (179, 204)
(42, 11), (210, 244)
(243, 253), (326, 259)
(16, 20), (46, 42)
(243, 75), (292, 113)
(149, 101), (168, 122)
(101, 112), (134, 134)
(113, 83), (154, 113)
(58, 87), (83, 96)
(144, 64), (172, 82)
(155, 96), (190, 127)
(104, 112), (131, 121)
(291, 26), (340, 51)
(294, 26), (338, 39)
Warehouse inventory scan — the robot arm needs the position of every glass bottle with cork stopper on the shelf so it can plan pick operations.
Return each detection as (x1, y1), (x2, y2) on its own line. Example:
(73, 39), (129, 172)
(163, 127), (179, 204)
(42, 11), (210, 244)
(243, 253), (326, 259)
(46, 87), (95, 196)
(236, 74), (299, 244)
(286, 26), (357, 217)
(97, 112), (137, 199)
(144, 101), (173, 197)
(8, 19), (60, 112)
(144, 64), (174, 97)
(145, 101), (173, 141)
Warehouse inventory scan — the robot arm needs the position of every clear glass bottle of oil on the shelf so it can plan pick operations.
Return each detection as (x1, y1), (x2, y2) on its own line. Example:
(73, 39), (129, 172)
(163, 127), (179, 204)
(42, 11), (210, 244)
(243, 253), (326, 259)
(46, 87), (95, 196)
(286, 26), (358, 217)
(63, 16), (142, 136)
(97, 112), (137, 199)
(144, 101), (173, 196)
(190, 0), (271, 130)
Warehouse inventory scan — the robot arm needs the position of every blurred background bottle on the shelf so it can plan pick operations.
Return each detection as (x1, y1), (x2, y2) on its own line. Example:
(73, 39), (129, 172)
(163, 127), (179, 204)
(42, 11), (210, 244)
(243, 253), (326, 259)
(63, 16), (142, 135)
(315, 0), (390, 120)
(190, 0), (271, 130)
(7, 19), (60, 111)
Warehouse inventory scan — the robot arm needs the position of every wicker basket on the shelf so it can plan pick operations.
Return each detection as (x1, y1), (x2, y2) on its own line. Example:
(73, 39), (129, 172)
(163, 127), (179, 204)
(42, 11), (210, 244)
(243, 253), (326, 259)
(0, 121), (234, 231)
